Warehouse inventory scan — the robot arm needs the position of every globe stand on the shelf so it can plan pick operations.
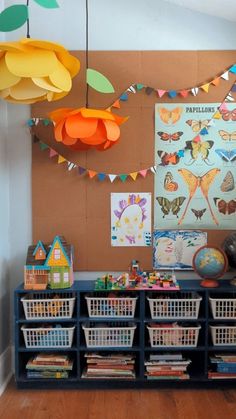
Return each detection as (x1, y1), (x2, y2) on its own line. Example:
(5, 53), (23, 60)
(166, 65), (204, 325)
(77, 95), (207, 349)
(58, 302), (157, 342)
(200, 279), (219, 288)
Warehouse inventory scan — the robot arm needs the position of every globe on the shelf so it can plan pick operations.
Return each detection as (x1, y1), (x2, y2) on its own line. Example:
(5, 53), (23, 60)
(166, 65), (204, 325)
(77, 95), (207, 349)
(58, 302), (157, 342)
(222, 233), (236, 268)
(193, 245), (228, 288)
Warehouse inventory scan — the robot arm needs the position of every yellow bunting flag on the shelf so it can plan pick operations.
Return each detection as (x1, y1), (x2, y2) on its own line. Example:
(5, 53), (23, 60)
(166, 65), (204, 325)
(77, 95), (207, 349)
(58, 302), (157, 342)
(130, 172), (138, 181)
(58, 155), (66, 164)
(201, 83), (210, 93)
(212, 111), (222, 119)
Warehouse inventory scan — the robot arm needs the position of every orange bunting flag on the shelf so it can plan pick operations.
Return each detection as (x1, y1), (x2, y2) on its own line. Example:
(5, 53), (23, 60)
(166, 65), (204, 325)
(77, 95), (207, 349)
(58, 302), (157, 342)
(58, 155), (66, 164)
(88, 170), (97, 179)
(212, 78), (220, 86)
(112, 100), (120, 109)
(130, 172), (138, 181)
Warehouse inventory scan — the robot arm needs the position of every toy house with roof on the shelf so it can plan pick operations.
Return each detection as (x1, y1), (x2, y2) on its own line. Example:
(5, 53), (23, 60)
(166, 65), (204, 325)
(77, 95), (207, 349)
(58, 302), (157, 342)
(24, 236), (74, 290)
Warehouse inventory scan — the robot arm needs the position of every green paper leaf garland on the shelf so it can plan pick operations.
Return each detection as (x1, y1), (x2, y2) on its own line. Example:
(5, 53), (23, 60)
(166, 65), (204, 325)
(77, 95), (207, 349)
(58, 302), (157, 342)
(0, 5), (28, 32)
(86, 68), (115, 94)
(33, 0), (59, 8)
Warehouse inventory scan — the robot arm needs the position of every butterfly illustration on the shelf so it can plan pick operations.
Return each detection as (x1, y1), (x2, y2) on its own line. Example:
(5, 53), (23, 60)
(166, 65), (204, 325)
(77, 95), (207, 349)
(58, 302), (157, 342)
(158, 107), (183, 124)
(186, 119), (210, 133)
(164, 171), (178, 192)
(221, 171), (235, 192)
(191, 208), (206, 220)
(218, 130), (236, 141)
(219, 107), (236, 121)
(157, 131), (183, 143)
(214, 198), (236, 215)
(156, 196), (186, 218)
(157, 150), (184, 166)
(178, 168), (221, 225)
(185, 139), (214, 165)
(215, 149), (236, 163)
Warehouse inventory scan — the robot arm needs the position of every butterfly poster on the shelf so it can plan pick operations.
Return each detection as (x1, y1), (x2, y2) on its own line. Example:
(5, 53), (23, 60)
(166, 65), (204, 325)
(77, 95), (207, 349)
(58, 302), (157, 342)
(155, 103), (236, 229)
(153, 230), (207, 270)
(111, 192), (152, 246)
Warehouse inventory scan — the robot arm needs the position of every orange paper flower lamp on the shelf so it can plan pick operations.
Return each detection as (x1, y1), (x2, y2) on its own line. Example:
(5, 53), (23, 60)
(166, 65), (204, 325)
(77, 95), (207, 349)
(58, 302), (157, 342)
(0, 38), (80, 104)
(48, 107), (128, 151)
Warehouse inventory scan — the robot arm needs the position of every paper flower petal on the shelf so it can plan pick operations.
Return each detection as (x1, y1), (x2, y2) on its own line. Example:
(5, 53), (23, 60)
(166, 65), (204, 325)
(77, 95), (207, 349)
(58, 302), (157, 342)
(54, 118), (66, 141)
(48, 108), (74, 122)
(80, 107), (115, 121)
(49, 60), (72, 91)
(56, 51), (80, 78)
(5, 50), (58, 77)
(103, 119), (120, 141)
(65, 114), (98, 138)
(32, 77), (62, 92)
(0, 58), (20, 89)
(9, 78), (47, 100)
(80, 120), (107, 145)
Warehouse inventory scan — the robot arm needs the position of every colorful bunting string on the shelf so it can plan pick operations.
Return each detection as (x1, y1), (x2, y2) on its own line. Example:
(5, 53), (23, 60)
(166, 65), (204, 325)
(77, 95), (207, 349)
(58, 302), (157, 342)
(29, 77), (236, 184)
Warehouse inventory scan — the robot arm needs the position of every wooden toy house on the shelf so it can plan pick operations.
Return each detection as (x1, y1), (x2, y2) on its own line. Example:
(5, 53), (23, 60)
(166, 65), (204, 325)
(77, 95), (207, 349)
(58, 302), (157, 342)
(24, 236), (74, 290)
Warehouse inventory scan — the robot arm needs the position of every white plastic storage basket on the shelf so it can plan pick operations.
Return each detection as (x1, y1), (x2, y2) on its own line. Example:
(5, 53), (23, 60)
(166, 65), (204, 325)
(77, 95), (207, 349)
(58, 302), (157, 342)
(210, 325), (236, 346)
(147, 324), (201, 347)
(21, 325), (75, 348)
(147, 292), (202, 320)
(82, 323), (136, 347)
(85, 295), (138, 318)
(209, 296), (236, 319)
(21, 293), (75, 320)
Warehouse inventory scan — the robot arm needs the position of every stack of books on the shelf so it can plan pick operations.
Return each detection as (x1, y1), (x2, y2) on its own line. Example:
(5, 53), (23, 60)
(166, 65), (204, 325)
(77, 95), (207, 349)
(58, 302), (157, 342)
(82, 353), (136, 379)
(208, 354), (236, 379)
(26, 353), (73, 379)
(145, 353), (191, 380)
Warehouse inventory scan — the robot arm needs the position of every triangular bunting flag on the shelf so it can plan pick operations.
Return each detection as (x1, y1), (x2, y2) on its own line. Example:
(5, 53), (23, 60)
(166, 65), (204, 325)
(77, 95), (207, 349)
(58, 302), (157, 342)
(139, 169), (148, 178)
(201, 83), (210, 93)
(127, 85), (136, 93)
(225, 93), (235, 102)
(179, 90), (189, 98)
(212, 77), (220, 86)
(212, 111), (221, 120)
(27, 118), (35, 127)
(98, 173), (106, 181)
(157, 89), (166, 98)
(191, 88), (199, 96)
(231, 84), (236, 92)
(42, 118), (51, 126)
(219, 102), (228, 110)
(193, 135), (201, 143)
(120, 92), (128, 101)
(130, 172), (138, 181)
(200, 127), (208, 135)
(136, 83), (144, 90)
(108, 174), (117, 183)
(58, 155), (66, 164)
(150, 166), (156, 174)
(67, 162), (76, 171)
(229, 64), (236, 74)
(221, 71), (229, 80)
(208, 119), (215, 126)
(119, 174), (128, 182)
(88, 170), (97, 179)
(145, 87), (154, 95)
(49, 148), (58, 158)
(39, 142), (49, 151)
(33, 135), (40, 143)
(168, 90), (177, 98)
(111, 99), (120, 108)
(78, 166), (86, 175)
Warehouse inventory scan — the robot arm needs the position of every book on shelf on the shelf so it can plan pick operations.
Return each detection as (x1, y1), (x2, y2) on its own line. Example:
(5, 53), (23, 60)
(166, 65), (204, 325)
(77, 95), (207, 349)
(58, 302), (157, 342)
(208, 371), (236, 379)
(149, 353), (183, 361)
(146, 374), (189, 380)
(27, 370), (69, 379)
(26, 359), (73, 371)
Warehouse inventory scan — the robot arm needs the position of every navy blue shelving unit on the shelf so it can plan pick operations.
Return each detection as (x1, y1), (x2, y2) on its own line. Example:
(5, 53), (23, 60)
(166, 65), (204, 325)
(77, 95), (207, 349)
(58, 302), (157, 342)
(14, 279), (236, 389)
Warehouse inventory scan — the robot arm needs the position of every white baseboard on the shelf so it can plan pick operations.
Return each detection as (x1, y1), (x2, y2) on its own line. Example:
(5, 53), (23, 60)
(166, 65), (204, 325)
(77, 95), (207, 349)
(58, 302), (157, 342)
(0, 346), (13, 396)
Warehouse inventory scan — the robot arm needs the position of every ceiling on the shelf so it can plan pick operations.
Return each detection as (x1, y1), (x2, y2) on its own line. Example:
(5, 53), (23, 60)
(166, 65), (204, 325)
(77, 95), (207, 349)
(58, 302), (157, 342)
(164, 0), (236, 22)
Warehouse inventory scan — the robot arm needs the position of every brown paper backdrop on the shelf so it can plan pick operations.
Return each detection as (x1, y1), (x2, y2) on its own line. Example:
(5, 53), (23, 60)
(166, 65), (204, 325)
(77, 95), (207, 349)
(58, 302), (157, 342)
(31, 51), (236, 271)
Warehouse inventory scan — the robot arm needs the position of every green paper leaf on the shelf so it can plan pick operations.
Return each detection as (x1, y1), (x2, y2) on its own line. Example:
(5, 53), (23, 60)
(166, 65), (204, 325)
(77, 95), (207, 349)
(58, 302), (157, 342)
(33, 0), (59, 8)
(87, 69), (115, 94)
(0, 5), (28, 32)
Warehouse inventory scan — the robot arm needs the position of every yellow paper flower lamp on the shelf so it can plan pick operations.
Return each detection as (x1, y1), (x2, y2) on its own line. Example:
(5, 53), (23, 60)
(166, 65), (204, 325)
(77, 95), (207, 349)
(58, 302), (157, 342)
(0, 38), (80, 104)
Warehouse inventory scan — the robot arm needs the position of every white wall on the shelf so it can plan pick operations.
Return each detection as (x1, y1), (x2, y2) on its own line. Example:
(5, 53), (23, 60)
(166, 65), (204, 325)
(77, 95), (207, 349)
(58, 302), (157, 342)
(1, 0), (236, 392)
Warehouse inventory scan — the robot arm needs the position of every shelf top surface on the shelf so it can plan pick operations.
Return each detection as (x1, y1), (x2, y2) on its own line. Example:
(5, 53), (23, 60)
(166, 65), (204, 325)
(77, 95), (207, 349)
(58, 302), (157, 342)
(15, 279), (236, 293)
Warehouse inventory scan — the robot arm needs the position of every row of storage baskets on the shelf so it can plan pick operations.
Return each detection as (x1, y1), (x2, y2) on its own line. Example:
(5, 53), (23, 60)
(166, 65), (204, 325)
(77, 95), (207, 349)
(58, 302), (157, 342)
(21, 323), (236, 348)
(21, 293), (236, 320)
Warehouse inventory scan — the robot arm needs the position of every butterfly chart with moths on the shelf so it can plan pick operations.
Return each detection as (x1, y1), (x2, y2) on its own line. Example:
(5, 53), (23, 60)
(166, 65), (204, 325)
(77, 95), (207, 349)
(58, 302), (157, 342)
(154, 103), (236, 229)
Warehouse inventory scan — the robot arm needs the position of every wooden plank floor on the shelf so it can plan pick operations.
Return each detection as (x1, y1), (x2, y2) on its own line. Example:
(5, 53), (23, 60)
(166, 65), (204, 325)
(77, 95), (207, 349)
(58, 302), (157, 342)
(0, 379), (236, 419)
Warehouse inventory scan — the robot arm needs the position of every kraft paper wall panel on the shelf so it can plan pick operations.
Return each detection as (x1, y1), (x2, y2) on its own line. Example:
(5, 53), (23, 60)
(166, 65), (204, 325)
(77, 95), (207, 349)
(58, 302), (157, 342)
(31, 51), (236, 271)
